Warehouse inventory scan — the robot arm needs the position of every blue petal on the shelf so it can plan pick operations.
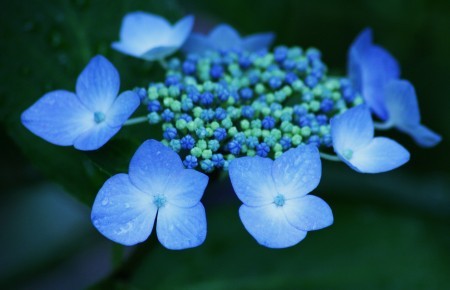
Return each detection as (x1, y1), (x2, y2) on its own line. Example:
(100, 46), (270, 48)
(141, 46), (179, 61)
(112, 12), (172, 57)
(242, 32), (275, 52)
(272, 145), (321, 199)
(156, 203), (206, 250)
(404, 124), (442, 148)
(129, 140), (184, 195)
(384, 80), (420, 126)
(360, 46), (400, 120)
(348, 28), (373, 94)
(208, 24), (242, 51)
(348, 28), (400, 120)
(73, 122), (121, 151)
(229, 156), (277, 206)
(283, 195), (333, 231)
(106, 90), (140, 128)
(21, 90), (93, 146)
(239, 204), (307, 248)
(76, 55), (120, 112)
(167, 15), (194, 47)
(91, 174), (157, 246)
(164, 169), (208, 208)
(182, 34), (213, 54)
(331, 105), (374, 155)
(348, 137), (410, 173)
(384, 80), (442, 147)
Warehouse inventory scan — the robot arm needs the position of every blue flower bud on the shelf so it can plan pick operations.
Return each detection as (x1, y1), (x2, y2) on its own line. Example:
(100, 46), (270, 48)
(214, 127), (227, 141)
(210, 64), (224, 79)
(147, 100), (161, 112)
(183, 155), (198, 169)
(161, 108), (174, 122)
(320, 98), (334, 113)
(280, 136), (292, 150)
(182, 60), (196, 75)
(180, 135), (196, 150)
(199, 91), (214, 106)
(241, 105), (255, 119)
(240, 87), (253, 100)
(163, 127), (177, 140)
(215, 107), (228, 121)
(262, 116), (276, 129)
(269, 76), (282, 89)
(201, 159), (214, 173)
(228, 140), (241, 155)
(256, 142), (270, 157)
(211, 153), (225, 167)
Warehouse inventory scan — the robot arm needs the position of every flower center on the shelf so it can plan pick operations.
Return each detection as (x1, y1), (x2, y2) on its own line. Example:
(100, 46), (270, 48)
(153, 194), (167, 208)
(273, 194), (285, 207)
(343, 149), (353, 160)
(94, 111), (106, 124)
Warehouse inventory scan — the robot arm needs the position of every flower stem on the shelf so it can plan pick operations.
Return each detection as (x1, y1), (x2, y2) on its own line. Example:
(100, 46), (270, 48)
(374, 121), (393, 130)
(124, 116), (148, 126)
(320, 152), (341, 162)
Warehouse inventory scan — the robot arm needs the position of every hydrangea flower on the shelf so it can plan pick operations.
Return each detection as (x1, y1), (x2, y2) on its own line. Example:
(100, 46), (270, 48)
(21, 55), (139, 151)
(347, 28), (400, 120)
(112, 12), (194, 61)
(228, 145), (333, 248)
(182, 24), (274, 54)
(348, 29), (440, 147)
(331, 105), (410, 173)
(91, 139), (208, 249)
(383, 80), (442, 147)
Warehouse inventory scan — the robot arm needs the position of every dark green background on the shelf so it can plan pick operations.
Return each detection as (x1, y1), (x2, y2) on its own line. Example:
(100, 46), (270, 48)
(1, 0), (449, 289)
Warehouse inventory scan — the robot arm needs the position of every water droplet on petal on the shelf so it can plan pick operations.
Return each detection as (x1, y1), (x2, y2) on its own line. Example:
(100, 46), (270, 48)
(101, 198), (109, 206)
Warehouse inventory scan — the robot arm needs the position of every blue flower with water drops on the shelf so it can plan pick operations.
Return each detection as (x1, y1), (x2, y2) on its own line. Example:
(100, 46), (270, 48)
(348, 28), (400, 120)
(330, 105), (410, 173)
(182, 24), (274, 54)
(383, 80), (442, 147)
(228, 145), (333, 248)
(112, 12), (194, 61)
(21, 55), (140, 151)
(91, 139), (208, 249)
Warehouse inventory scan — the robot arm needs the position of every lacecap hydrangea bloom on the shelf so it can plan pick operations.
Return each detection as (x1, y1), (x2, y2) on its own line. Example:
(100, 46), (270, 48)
(21, 12), (441, 250)
(21, 55), (139, 151)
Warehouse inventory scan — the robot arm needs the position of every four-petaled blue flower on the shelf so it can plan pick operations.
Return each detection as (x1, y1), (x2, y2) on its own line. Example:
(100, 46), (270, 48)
(331, 105), (410, 173)
(21, 55), (140, 151)
(91, 140), (208, 249)
(383, 80), (442, 147)
(112, 12), (194, 61)
(229, 145), (333, 248)
(182, 24), (275, 55)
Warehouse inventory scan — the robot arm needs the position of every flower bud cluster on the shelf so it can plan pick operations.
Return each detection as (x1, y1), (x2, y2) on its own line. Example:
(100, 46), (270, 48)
(141, 47), (362, 172)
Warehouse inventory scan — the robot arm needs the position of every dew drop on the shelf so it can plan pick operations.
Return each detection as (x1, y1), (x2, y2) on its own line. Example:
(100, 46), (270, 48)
(101, 198), (109, 206)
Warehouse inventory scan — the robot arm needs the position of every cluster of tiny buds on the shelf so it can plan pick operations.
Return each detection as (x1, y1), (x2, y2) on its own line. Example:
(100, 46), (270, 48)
(135, 46), (363, 173)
